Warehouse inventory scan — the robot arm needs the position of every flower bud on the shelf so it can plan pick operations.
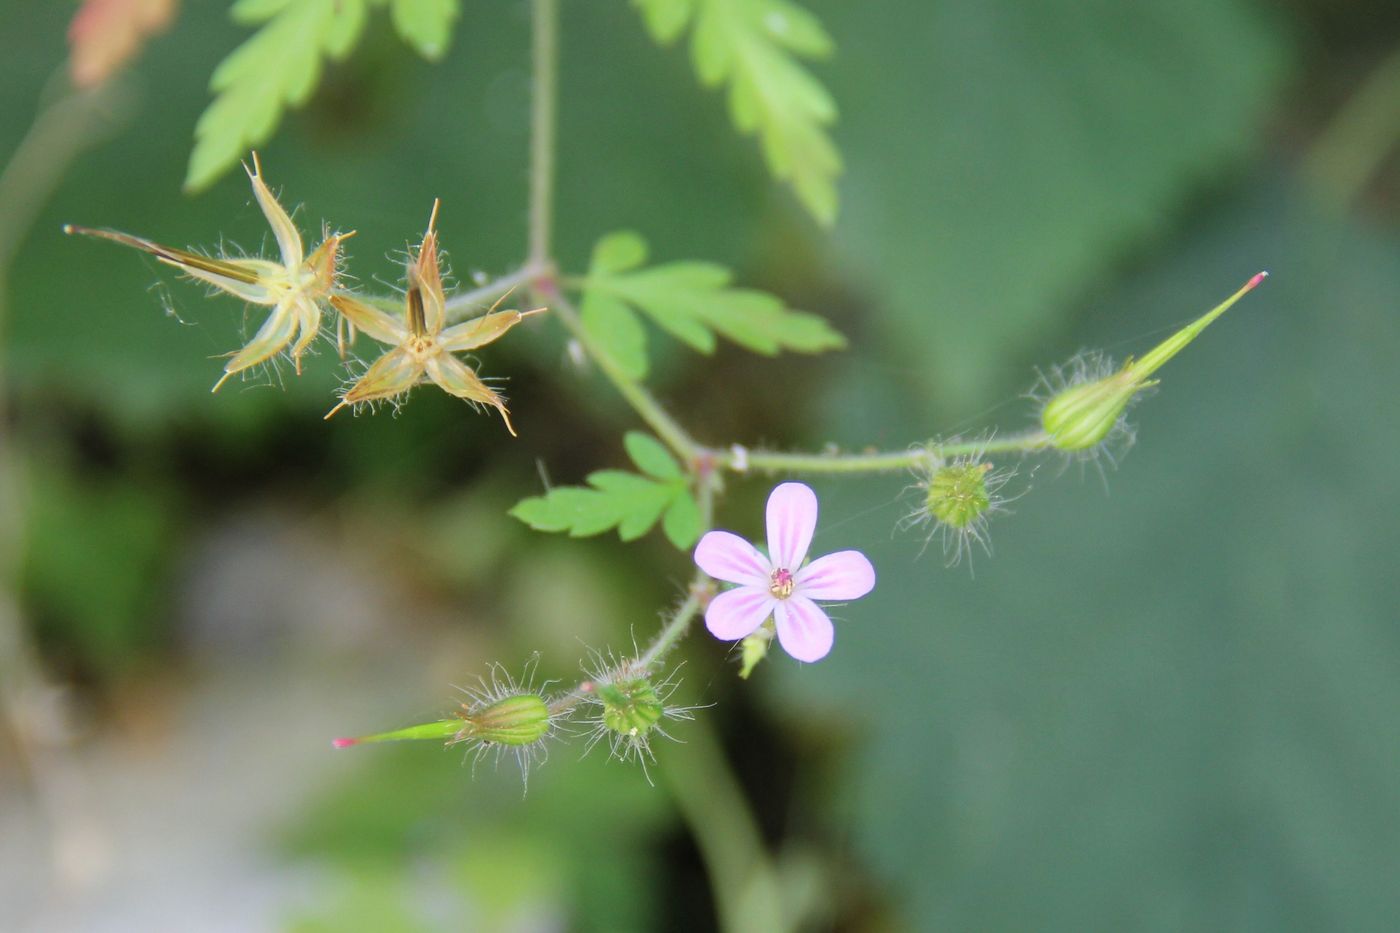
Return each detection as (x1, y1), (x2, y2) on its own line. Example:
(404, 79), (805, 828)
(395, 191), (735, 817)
(1041, 273), (1267, 451)
(739, 630), (772, 679)
(332, 660), (556, 790)
(454, 693), (553, 747)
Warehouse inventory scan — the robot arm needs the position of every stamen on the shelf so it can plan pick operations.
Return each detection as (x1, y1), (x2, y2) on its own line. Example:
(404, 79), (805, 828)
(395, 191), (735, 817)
(769, 568), (795, 599)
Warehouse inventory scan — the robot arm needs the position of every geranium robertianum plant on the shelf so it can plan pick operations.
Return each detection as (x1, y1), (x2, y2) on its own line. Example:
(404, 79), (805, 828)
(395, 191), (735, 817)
(61, 0), (1268, 785)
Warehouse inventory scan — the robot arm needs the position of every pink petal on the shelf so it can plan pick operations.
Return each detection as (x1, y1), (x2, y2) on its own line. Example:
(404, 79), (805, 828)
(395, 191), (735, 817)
(773, 596), (834, 662)
(694, 531), (771, 586)
(766, 482), (818, 570)
(705, 586), (777, 641)
(795, 550), (876, 601)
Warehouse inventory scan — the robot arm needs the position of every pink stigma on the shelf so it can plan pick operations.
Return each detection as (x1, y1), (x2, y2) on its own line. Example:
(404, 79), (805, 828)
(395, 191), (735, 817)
(331, 737), (359, 748)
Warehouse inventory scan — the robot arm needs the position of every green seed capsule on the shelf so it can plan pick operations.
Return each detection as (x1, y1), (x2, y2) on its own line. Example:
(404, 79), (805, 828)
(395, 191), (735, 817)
(926, 462), (994, 528)
(596, 678), (665, 738)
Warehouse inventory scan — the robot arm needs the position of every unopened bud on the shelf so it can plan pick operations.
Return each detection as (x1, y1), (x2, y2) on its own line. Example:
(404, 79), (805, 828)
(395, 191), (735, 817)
(455, 693), (553, 747)
(1041, 272), (1267, 451)
(739, 630), (772, 679)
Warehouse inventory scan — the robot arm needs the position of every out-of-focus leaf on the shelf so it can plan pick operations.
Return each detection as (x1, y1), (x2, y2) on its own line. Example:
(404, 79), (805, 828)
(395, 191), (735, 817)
(21, 461), (179, 675)
(67, 0), (179, 88)
(187, 0), (462, 190)
(783, 185), (1400, 931)
(281, 736), (672, 930)
(187, 0), (369, 191)
(822, 0), (1288, 413)
(633, 0), (840, 224)
(580, 230), (845, 379)
(388, 0), (458, 60)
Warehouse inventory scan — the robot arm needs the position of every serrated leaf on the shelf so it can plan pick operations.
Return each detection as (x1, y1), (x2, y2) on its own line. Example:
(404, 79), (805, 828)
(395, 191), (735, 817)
(187, 0), (457, 191)
(633, 0), (693, 44)
(635, 0), (840, 224)
(624, 431), (681, 480)
(187, 0), (367, 191)
(591, 230), (650, 276)
(511, 440), (696, 548)
(389, 0), (459, 60)
(661, 491), (701, 549)
(231, 0), (294, 23)
(580, 231), (845, 369)
(580, 289), (649, 379)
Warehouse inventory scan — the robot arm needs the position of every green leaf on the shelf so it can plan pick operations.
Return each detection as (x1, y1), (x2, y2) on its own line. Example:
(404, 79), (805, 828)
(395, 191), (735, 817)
(633, 0), (694, 44)
(511, 437), (696, 547)
(186, 0), (368, 191)
(624, 431), (682, 480)
(580, 289), (649, 380)
(389, 0), (458, 60)
(580, 230), (845, 376)
(633, 0), (840, 225)
(661, 491), (701, 549)
(186, 0), (462, 190)
(591, 230), (650, 276)
(822, 0), (1287, 413)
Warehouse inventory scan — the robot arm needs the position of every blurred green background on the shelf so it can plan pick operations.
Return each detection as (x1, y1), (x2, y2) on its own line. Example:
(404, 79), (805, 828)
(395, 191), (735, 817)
(2, 1), (1399, 930)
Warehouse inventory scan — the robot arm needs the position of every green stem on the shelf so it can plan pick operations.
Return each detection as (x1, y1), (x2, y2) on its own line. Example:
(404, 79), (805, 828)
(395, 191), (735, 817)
(711, 430), (1051, 475)
(528, 0), (558, 267)
(546, 290), (703, 463)
(638, 588), (705, 670)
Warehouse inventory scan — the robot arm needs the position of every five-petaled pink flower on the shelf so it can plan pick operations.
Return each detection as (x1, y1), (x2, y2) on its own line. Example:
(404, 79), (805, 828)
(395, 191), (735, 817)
(694, 482), (876, 662)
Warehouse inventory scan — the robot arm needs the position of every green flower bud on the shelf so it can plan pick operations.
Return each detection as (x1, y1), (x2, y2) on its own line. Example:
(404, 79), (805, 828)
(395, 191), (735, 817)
(739, 629), (772, 679)
(332, 660), (556, 791)
(455, 693), (553, 747)
(1041, 273), (1266, 451)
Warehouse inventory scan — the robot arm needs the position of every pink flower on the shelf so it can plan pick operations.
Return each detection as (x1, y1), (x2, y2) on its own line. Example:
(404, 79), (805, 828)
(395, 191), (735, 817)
(694, 482), (876, 662)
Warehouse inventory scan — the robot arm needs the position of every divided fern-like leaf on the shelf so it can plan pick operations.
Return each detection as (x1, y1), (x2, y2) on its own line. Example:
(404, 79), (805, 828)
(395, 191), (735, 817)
(510, 432), (701, 549)
(633, 0), (841, 225)
(389, 0), (458, 59)
(579, 230), (845, 379)
(187, 0), (460, 191)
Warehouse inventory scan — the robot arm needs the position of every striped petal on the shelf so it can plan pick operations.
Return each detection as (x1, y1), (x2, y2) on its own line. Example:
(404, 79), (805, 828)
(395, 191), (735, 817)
(795, 550), (875, 601)
(773, 596), (834, 663)
(694, 531), (771, 586)
(766, 482), (817, 570)
(705, 586), (776, 641)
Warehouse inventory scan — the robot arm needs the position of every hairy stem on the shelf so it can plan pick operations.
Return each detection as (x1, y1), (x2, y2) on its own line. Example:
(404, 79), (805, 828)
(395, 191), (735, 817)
(711, 430), (1051, 475)
(546, 290), (703, 463)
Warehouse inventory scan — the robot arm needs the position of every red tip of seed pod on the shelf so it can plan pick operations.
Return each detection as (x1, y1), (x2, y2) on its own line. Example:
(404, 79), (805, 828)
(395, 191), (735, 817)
(331, 737), (359, 748)
(1246, 271), (1269, 290)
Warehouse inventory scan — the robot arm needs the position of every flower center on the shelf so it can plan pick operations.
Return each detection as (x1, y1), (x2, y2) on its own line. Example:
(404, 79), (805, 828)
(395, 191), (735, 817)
(769, 568), (795, 599)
